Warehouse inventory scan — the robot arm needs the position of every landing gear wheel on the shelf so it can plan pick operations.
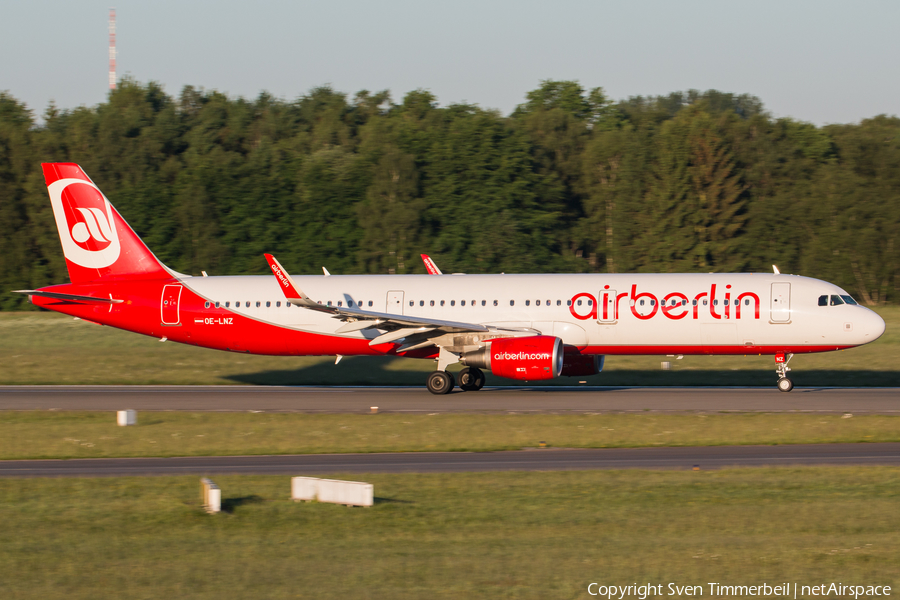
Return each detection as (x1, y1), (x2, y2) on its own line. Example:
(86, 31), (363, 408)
(427, 371), (455, 395)
(458, 367), (486, 392)
(777, 377), (794, 393)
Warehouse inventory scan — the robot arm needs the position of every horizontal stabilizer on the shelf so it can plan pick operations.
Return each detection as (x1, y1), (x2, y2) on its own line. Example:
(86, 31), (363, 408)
(14, 290), (123, 304)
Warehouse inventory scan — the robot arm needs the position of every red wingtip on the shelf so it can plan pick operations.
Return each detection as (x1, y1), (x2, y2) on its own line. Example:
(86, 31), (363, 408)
(264, 254), (302, 299)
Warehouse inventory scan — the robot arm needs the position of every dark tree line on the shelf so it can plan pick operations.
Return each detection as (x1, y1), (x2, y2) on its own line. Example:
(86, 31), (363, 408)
(1, 79), (898, 309)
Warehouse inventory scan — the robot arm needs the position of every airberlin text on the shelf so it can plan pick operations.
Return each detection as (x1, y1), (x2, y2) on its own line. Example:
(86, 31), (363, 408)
(494, 352), (551, 361)
(586, 582), (891, 598)
(570, 284), (760, 322)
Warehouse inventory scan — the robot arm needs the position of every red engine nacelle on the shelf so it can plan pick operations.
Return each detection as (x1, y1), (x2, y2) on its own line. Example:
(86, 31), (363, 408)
(560, 351), (605, 377)
(462, 335), (563, 381)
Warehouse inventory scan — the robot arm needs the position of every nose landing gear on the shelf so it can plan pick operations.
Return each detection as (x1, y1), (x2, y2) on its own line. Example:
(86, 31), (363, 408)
(775, 352), (794, 392)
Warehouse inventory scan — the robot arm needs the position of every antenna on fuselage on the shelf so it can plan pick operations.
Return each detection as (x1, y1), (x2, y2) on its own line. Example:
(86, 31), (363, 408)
(773, 265), (781, 275)
(323, 267), (331, 277)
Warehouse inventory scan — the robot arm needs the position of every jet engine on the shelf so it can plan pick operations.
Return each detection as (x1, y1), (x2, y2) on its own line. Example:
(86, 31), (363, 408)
(462, 335), (563, 381)
(560, 351), (605, 376)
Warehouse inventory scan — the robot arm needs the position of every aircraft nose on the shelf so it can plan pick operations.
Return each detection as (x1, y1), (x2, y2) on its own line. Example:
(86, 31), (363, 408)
(860, 309), (886, 342)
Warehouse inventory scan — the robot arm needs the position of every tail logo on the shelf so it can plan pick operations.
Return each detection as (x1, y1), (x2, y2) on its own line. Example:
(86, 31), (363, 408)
(48, 179), (121, 269)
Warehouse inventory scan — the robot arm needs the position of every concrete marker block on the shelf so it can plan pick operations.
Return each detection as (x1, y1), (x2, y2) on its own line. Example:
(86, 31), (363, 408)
(117, 409), (137, 426)
(291, 476), (319, 502)
(317, 478), (373, 507)
(201, 477), (221, 513)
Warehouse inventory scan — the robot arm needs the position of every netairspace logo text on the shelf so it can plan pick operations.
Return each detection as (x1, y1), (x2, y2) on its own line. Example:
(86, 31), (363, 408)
(586, 583), (892, 599)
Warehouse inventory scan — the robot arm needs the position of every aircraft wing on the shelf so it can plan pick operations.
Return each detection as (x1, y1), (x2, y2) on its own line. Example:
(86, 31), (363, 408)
(264, 254), (534, 350)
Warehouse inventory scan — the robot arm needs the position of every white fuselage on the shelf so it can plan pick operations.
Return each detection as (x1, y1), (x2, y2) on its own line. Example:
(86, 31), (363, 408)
(182, 272), (885, 354)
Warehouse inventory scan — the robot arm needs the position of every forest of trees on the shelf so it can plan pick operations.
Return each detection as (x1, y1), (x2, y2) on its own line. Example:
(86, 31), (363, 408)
(0, 79), (898, 309)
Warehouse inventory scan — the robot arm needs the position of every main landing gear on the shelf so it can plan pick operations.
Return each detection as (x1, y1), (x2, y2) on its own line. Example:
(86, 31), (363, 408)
(775, 352), (794, 392)
(426, 367), (485, 395)
(458, 367), (486, 392)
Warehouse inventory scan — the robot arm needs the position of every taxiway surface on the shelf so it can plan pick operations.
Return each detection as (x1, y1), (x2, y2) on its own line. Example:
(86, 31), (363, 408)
(1, 386), (898, 413)
(2, 443), (899, 477)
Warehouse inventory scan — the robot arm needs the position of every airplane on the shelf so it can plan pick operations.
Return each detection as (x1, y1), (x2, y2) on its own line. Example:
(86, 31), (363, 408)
(17, 163), (886, 394)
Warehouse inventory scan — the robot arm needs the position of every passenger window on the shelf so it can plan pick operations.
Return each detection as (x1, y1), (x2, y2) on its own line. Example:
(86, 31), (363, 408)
(441, 300), (445, 306)
(430, 300), (435, 307)
(703, 300), (708, 306)
(557, 300), (561, 306)
(510, 300), (515, 306)
(245, 301), (250, 308)
(368, 301), (373, 307)
(327, 301), (332, 306)
(648, 300), (653, 306)
(692, 299), (697, 306)
(266, 301), (271, 307)
(639, 300), (644, 306)
(276, 301), (281, 307)
(567, 300), (572, 306)
(409, 301), (413, 307)
(204, 301), (210, 308)
(744, 299), (750, 305)
(450, 300), (455, 306)
(589, 300), (594, 306)
(215, 302), (220, 308)
(713, 300), (718, 306)
(482, 300), (486, 306)
(841, 295), (858, 305)
(493, 300), (498, 306)
(578, 300), (583, 306)
(225, 302), (230, 308)
(830, 295), (845, 306)
(525, 300), (530, 306)
(682, 300), (687, 306)
(472, 300), (476, 306)
(256, 301), (261, 308)
(461, 300), (466, 306)
(348, 300), (353, 307)
(420, 300), (425, 307)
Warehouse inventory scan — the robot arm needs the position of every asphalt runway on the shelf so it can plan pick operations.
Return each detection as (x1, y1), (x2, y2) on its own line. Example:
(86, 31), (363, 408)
(2, 443), (899, 477)
(1, 385), (899, 413)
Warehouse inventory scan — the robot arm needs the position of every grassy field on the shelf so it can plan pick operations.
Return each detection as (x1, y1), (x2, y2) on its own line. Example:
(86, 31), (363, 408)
(1, 468), (897, 599)
(1, 308), (898, 386)
(2, 411), (899, 459)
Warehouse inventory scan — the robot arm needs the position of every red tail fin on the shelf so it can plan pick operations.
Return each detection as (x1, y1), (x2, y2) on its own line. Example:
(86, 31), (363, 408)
(43, 163), (172, 283)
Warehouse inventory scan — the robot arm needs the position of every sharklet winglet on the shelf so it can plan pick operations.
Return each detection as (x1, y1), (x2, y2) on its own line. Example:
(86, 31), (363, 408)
(264, 254), (321, 309)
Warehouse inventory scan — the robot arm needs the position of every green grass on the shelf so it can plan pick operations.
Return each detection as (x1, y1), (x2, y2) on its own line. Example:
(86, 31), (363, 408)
(3, 411), (899, 459)
(1, 309), (898, 386)
(1, 468), (898, 599)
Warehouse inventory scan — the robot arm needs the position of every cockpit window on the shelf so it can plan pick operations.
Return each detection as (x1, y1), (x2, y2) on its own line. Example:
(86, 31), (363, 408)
(830, 295), (845, 306)
(841, 295), (858, 305)
(818, 295), (828, 306)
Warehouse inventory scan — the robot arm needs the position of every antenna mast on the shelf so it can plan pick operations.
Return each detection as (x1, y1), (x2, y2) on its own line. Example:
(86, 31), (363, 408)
(108, 8), (116, 90)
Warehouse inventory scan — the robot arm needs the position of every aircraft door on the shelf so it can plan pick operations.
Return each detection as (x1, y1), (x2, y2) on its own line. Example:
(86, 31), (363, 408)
(386, 290), (404, 315)
(598, 289), (617, 323)
(161, 284), (182, 325)
(770, 282), (791, 323)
